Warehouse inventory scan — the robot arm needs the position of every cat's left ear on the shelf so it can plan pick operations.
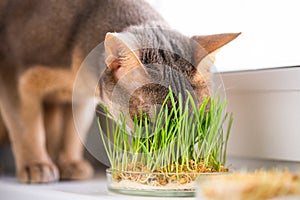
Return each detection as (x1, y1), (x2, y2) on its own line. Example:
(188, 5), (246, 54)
(192, 33), (241, 68)
(104, 32), (148, 82)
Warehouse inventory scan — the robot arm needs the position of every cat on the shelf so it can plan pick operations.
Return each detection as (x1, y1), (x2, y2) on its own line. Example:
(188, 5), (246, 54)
(0, 0), (239, 184)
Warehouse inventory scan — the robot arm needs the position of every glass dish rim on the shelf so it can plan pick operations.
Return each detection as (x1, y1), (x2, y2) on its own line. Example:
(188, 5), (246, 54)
(106, 168), (230, 175)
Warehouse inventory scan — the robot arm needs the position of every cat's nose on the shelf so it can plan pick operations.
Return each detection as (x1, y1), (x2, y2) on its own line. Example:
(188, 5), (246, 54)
(135, 103), (150, 114)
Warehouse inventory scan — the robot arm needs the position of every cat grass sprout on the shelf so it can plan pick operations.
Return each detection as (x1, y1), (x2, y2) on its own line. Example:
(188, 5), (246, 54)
(98, 88), (233, 189)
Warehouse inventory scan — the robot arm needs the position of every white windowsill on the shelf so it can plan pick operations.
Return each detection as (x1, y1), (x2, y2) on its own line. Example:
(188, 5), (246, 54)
(221, 66), (300, 161)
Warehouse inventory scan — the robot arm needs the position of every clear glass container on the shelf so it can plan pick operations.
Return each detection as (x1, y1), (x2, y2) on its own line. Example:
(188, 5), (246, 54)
(106, 168), (227, 197)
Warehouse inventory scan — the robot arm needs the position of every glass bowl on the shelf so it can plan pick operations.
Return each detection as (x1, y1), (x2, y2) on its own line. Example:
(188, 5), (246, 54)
(106, 168), (227, 197)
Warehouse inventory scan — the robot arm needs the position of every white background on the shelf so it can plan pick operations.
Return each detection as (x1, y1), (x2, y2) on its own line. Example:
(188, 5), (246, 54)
(147, 0), (300, 72)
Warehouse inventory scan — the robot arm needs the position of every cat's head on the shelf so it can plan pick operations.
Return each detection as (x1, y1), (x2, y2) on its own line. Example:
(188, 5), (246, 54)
(98, 26), (239, 126)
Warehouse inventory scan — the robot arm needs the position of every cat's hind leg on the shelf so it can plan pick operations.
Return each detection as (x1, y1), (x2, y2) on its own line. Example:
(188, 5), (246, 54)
(44, 103), (64, 163)
(0, 108), (8, 145)
(57, 47), (95, 180)
(58, 103), (94, 180)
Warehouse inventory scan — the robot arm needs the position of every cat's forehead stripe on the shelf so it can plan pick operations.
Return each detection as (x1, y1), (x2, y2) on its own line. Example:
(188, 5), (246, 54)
(139, 48), (196, 78)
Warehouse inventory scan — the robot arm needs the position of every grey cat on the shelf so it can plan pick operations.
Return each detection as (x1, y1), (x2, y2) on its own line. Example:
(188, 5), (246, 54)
(0, 0), (239, 183)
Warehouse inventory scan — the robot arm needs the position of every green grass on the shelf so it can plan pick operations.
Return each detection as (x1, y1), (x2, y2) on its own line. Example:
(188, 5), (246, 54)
(98, 88), (233, 173)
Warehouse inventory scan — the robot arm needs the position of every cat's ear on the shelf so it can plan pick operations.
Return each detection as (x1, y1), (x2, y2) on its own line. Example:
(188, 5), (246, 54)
(104, 32), (147, 81)
(192, 33), (241, 69)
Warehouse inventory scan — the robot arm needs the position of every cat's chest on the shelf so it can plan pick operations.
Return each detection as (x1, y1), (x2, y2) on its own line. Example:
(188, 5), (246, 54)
(19, 66), (76, 103)
(44, 88), (73, 103)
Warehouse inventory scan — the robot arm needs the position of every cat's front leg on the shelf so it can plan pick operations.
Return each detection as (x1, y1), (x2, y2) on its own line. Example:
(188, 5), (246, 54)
(58, 103), (94, 180)
(12, 66), (73, 183)
(14, 111), (59, 184)
(0, 86), (59, 183)
(44, 103), (64, 162)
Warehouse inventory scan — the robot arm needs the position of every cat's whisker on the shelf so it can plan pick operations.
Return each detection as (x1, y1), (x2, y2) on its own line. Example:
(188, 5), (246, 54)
(223, 86), (237, 91)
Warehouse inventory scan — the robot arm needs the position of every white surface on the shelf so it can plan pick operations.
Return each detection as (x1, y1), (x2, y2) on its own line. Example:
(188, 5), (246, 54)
(222, 67), (300, 161)
(0, 173), (194, 200)
(147, 0), (300, 72)
(0, 157), (299, 200)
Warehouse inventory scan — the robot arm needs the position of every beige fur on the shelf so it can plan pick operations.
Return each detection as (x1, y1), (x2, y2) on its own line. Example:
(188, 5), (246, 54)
(0, 113), (8, 145)
(0, 64), (93, 183)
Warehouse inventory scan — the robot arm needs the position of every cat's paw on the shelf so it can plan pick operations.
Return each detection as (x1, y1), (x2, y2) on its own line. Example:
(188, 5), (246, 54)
(59, 160), (94, 180)
(17, 162), (59, 184)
